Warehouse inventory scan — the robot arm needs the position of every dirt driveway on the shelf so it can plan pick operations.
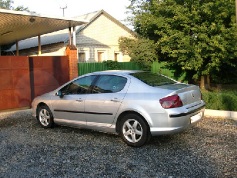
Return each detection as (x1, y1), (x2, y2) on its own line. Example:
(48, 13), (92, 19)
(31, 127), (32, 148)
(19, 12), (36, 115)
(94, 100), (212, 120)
(0, 109), (236, 177)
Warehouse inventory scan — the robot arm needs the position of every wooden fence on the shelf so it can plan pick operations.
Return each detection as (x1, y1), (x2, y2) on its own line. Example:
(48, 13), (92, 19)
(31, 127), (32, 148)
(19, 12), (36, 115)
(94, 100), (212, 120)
(78, 62), (140, 76)
(78, 61), (186, 82)
(0, 56), (69, 111)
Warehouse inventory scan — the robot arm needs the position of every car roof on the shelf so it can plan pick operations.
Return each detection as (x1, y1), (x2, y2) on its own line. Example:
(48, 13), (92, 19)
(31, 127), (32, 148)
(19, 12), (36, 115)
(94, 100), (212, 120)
(89, 70), (143, 75)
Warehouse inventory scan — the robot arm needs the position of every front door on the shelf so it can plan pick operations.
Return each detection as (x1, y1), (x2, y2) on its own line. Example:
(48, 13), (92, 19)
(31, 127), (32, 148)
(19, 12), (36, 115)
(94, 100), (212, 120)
(52, 94), (86, 126)
(52, 75), (97, 126)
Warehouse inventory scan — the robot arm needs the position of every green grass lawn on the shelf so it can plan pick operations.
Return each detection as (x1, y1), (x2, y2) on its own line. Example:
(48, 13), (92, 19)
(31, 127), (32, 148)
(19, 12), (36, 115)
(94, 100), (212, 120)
(201, 87), (237, 111)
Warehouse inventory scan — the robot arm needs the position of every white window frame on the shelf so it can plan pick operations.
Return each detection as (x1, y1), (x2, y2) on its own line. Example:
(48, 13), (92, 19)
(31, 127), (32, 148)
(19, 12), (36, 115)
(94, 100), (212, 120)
(95, 49), (108, 62)
(78, 48), (89, 62)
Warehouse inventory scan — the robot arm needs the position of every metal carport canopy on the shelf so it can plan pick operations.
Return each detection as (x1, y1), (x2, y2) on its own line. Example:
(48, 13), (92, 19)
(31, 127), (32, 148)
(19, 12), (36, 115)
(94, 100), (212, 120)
(0, 9), (87, 46)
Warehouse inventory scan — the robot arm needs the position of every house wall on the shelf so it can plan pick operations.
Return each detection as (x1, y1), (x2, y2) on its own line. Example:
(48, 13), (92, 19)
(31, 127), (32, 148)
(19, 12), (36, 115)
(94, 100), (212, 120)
(77, 14), (133, 62)
(3, 12), (134, 63)
(5, 43), (66, 56)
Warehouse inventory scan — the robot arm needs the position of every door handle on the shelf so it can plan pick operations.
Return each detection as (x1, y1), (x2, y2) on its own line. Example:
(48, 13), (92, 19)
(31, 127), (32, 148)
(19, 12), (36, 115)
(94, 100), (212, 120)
(111, 98), (120, 102)
(76, 99), (83, 102)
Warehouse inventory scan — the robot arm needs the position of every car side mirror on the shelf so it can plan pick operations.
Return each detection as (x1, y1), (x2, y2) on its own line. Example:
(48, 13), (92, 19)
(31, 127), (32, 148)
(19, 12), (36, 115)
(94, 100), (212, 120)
(56, 90), (64, 98)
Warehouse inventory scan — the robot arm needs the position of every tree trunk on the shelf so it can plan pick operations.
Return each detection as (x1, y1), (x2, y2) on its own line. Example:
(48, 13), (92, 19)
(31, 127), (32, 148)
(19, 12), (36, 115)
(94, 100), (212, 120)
(206, 75), (211, 89)
(200, 76), (205, 89)
(200, 75), (210, 90)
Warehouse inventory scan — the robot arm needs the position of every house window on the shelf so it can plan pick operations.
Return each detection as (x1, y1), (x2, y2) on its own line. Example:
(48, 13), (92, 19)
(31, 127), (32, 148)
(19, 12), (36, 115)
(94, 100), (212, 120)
(114, 53), (120, 61)
(79, 52), (86, 62)
(98, 51), (104, 62)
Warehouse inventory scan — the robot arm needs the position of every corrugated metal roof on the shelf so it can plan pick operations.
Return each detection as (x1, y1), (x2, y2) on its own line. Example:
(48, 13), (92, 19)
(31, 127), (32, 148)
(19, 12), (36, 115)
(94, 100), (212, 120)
(0, 9), (87, 46)
(4, 10), (101, 52)
(4, 10), (135, 52)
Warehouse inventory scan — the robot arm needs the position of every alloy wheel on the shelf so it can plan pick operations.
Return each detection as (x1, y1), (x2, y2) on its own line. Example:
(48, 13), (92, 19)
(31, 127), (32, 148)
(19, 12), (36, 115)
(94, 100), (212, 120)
(122, 119), (143, 143)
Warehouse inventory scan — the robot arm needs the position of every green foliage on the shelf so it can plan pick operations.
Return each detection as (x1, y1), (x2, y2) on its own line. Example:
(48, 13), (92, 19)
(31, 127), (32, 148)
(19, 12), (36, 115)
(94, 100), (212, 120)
(103, 60), (121, 70)
(127, 0), (237, 82)
(78, 62), (140, 76)
(151, 61), (187, 82)
(0, 0), (29, 11)
(14, 5), (29, 11)
(211, 64), (237, 84)
(119, 37), (158, 70)
(0, 0), (12, 9)
(202, 89), (237, 111)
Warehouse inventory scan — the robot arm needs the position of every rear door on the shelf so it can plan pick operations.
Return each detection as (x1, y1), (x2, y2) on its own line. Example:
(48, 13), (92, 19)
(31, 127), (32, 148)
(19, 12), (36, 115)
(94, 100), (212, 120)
(85, 75), (129, 127)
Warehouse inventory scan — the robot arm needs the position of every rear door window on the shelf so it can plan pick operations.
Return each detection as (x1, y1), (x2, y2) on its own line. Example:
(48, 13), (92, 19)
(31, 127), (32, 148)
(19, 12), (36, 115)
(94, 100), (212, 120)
(92, 75), (127, 93)
(130, 72), (176, 86)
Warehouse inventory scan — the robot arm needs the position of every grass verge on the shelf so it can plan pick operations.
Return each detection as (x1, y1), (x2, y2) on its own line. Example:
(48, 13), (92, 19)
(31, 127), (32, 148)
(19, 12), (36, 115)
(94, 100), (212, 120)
(202, 89), (237, 111)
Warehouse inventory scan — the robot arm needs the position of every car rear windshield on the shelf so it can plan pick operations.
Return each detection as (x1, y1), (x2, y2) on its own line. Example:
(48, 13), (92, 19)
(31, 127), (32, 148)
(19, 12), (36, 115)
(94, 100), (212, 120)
(130, 72), (176, 86)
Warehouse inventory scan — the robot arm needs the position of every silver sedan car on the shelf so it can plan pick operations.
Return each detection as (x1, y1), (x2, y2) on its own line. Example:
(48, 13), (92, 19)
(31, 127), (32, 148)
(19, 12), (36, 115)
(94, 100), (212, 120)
(32, 70), (205, 147)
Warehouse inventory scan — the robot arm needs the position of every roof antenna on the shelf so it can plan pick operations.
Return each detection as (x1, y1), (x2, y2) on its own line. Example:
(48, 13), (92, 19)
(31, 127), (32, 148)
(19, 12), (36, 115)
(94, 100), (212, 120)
(59, 0), (67, 17)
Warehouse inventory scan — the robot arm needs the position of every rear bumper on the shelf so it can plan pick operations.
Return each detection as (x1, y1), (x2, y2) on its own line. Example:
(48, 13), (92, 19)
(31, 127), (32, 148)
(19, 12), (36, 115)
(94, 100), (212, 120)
(150, 106), (205, 136)
(169, 105), (205, 118)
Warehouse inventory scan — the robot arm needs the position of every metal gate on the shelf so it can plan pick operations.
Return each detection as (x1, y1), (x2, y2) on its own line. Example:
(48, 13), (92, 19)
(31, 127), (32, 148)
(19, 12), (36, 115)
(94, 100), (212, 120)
(0, 56), (69, 111)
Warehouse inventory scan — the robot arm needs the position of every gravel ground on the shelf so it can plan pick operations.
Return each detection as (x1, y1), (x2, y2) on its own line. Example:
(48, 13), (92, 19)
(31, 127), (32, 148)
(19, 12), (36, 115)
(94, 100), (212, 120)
(0, 109), (236, 178)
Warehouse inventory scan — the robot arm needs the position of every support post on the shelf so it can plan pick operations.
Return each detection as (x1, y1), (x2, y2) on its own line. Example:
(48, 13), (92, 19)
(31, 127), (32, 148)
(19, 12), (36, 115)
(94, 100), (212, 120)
(68, 27), (72, 46)
(38, 35), (41, 55)
(16, 41), (19, 56)
(65, 45), (78, 80)
(73, 26), (76, 46)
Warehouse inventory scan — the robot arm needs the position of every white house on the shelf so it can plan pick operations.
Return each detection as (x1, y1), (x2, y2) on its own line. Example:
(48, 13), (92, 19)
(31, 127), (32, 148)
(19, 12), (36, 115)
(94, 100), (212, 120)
(4, 10), (135, 62)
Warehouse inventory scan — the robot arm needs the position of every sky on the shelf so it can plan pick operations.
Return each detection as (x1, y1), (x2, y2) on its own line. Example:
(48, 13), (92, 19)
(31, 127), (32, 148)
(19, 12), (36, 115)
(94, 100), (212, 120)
(13, 0), (131, 23)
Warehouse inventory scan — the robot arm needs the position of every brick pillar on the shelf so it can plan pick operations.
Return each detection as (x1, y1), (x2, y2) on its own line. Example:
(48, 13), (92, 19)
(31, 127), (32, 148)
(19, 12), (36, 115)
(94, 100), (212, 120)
(65, 45), (78, 80)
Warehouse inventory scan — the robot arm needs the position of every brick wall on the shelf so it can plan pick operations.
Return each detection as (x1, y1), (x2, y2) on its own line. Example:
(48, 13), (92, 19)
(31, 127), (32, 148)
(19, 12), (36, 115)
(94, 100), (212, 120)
(65, 45), (78, 80)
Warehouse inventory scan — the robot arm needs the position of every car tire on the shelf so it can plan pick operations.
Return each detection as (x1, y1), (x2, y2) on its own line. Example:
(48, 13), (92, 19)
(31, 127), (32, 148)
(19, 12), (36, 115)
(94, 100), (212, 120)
(37, 105), (54, 128)
(120, 113), (150, 147)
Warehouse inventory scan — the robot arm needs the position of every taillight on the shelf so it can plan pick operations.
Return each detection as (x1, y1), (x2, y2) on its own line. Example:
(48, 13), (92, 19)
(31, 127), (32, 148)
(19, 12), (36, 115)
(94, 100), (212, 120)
(159, 95), (183, 109)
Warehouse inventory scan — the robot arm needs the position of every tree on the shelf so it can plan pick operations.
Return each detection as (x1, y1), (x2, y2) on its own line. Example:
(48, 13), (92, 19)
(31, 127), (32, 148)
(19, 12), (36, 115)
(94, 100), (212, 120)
(0, 0), (12, 9)
(119, 37), (158, 70)
(127, 0), (237, 86)
(0, 0), (29, 11)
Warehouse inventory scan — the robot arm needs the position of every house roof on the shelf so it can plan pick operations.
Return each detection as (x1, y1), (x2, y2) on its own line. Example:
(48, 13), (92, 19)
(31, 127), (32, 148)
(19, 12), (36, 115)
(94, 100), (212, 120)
(6, 30), (69, 51)
(0, 9), (87, 46)
(74, 10), (134, 35)
(5, 9), (134, 52)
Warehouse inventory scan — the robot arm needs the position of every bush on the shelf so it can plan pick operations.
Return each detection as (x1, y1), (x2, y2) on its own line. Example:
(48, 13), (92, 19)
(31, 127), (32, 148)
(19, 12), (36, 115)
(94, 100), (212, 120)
(202, 90), (237, 111)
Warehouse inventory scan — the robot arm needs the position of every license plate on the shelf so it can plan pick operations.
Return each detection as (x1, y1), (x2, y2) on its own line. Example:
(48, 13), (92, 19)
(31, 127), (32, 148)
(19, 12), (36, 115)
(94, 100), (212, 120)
(190, 112), (203, 123)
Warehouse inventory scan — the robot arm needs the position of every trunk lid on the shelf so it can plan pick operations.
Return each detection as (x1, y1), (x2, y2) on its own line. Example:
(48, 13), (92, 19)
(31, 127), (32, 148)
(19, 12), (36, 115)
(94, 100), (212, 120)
(157, 83), (202, 106)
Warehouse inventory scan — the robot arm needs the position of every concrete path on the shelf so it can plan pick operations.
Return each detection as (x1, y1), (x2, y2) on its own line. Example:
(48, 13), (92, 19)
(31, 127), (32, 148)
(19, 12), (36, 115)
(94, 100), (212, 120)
(205, 109), (237, 121)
